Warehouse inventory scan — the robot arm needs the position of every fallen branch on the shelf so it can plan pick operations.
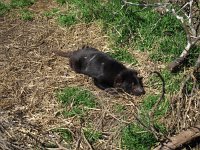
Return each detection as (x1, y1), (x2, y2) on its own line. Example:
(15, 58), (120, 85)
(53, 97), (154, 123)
(122, 0), (170, 7)
(154, 125), (200, 150)
(167, 0), (200, 72)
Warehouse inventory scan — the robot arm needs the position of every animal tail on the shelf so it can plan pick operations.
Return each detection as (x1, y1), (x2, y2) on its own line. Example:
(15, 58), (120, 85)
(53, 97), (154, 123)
(53, 50), (72, 58)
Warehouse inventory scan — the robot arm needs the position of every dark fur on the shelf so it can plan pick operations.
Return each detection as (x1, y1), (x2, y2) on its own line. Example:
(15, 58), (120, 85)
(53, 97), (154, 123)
(54, 46), (145, 96)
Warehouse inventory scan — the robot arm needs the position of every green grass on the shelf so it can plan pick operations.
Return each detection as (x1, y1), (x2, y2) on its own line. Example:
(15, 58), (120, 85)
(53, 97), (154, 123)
(56, 0), (188, 63)
(84, 128), (102, 144)
(0, 2), (9, 16)
(121, 94), (168, 149)
(20, 9), (33, 21)
(58, 13), (77, 26)
(10, 0), (35, 8)
(56, 0), (67, 5)
(148, 69), (183, 93)
(161, 70), (182, 93)
(140, 94), (168, 134)
(141, 94), (169, 119)
(52, 128), (73, 142)
(43, 8), (60, 18)
(107, 48), (138, 64)
(57, 87), (97, 117)
(121, 123), (157, 150)
(51, 1), (199, 149)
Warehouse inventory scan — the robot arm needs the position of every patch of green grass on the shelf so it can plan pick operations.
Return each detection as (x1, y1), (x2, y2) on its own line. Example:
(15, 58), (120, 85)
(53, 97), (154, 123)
(187, 46), (200, 66)
(161, 69), (182, 93)
(142, 95), (169, 118)
(148, 69), (182, 93)
(0, 2), (9, 16)
(56, 0), (67, 5)
(62, 107), (84, 117)
(10, 0), (35, 8)
(58, 13), (76, 26)
(43, 8), (60, 18)
(84, 128), (102, 144)
(107, 48), (138, 64)
(121, 93), (168, 149)
(121, 123), (157, 150)
(20, 9), (33, 21)
(63, 1), (189, 63)
(57, 87), (97, 117)
(52, 128), (73, 142)
(134, 11), (186, 62)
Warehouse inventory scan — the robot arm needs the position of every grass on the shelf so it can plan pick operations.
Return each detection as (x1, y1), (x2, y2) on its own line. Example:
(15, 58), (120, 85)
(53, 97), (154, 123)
(2, 0), (199, 149)
(114, 104), (126, 113)
(54, 0), (188, 63)
(56, 0), (67, 5)
(56, 87), (101, 144)
(141, 94), (169, 119)
(121, 94), (168, 149)
(84, 128), (102, 144)
(52, 128), (73, 142)
(0, 0), (35, 19)
(58, 13), (77, 26)
(10, 0), (35, 8)
(43, 8), (60, 18)
(0, 2), (9, 16)
(107, 47), (138, 64)
(121, 123), (157, 150)
(53, 1), (188, 149)
(148, 69), (183, 93)
(20, 9), (33, 21)
(57, 87), (97, 117)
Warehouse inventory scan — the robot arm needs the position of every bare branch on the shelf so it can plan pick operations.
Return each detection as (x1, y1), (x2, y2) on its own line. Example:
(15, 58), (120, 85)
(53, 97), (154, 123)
(177, 2), (190, 14)
(168, 0), (200, 72)
(122, 0), (170, 7)
(188, 0), (197, 36)
(154, 125), (200, 150)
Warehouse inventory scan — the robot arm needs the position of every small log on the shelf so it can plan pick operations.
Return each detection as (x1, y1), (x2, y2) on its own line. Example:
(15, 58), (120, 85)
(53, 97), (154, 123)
(168, 55), (188, 73)
(154, 125), (200, 150)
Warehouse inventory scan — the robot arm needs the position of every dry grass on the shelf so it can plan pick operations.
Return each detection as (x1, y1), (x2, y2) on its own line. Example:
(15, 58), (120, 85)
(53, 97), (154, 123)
(0, 9), (146, 149)
(0, 1), (199, 149)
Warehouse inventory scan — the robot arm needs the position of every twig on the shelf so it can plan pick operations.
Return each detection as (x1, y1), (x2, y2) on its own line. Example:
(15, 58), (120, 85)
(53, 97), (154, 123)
(149, 71), (166, 118)
(75, 124), (82, 150)
(122, 0), (170, 7)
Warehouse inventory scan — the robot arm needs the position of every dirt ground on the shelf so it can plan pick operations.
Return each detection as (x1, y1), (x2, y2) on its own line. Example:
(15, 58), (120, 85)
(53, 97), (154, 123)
(0, 1), (199, 150)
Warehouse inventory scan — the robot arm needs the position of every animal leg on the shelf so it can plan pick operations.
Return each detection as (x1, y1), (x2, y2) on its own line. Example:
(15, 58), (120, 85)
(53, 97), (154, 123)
(93, 78), (111, 90)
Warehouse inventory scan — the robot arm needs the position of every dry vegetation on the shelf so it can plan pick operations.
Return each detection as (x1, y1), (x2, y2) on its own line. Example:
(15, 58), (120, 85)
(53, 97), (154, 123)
(0, 0), (199, 150)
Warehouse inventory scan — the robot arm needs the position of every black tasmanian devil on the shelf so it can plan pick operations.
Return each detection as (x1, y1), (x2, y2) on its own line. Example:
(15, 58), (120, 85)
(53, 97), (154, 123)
(54, 46), (145, 96)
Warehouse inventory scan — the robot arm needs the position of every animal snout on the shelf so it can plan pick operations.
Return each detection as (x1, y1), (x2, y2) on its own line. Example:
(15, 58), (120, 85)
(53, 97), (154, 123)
(133, 87), (145, 96)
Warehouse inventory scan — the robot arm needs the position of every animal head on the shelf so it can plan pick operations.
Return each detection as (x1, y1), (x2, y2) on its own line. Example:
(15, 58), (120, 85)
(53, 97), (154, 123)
(114, 69), (145, 96)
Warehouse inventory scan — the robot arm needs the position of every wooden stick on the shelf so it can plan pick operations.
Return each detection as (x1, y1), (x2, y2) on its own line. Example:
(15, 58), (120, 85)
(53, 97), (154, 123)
(154, 125), (200, 150)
